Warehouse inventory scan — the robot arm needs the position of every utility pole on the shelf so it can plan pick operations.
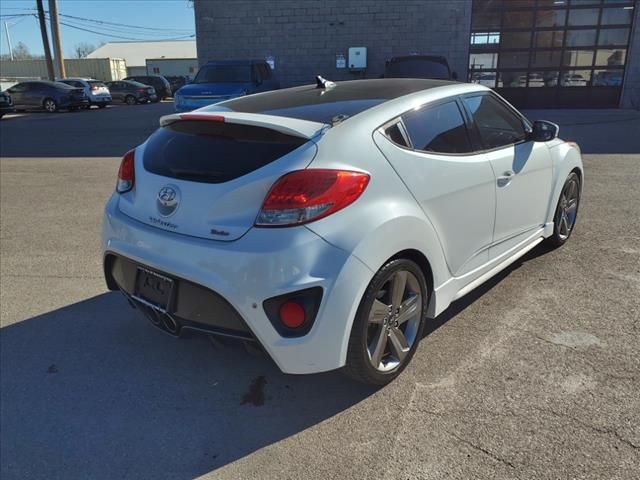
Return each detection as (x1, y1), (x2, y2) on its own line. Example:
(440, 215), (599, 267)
(4, 21), (13, 61)
(36, 0), (55, 80)
(48, 0), (65, 78)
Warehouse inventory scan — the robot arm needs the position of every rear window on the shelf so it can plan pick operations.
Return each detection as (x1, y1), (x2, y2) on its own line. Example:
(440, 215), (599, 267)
(143, 121), (308, 183)
(89, 81), (106, 88)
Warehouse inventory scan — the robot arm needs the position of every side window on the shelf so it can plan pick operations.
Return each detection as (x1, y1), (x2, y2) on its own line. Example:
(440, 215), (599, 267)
(401, 101), (473, 154)
(463, 94), (527, 150)
(261, 64), (271, 79)
(10, 83), (28, 93)
(384, 123), (409, 147)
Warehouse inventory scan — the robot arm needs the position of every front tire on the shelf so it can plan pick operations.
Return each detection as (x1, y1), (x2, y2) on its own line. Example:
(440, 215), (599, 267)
(344, 259), (428, 385)
(547, 172), (581, 248)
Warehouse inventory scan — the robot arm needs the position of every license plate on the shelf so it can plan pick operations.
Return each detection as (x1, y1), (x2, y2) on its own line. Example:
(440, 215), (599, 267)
(133, 267), (174, 311)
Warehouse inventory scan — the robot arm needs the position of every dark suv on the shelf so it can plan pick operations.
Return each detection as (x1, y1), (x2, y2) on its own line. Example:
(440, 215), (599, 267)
(123, 75), (172, 100)
(384, 55), (457, 80)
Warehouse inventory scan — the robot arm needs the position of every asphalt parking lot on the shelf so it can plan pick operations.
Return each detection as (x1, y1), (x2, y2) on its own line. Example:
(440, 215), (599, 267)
(1, 103), (639, 480)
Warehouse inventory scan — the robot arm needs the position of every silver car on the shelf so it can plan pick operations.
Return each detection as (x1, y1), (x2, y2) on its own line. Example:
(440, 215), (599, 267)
(59, 78), (112, 108)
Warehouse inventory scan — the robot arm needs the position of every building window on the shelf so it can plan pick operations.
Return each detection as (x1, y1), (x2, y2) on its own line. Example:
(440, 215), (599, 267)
(469, 0), (636, 107)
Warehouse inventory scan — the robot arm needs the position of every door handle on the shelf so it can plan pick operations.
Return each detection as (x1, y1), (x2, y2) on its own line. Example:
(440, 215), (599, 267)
(497, 171), (514, 187)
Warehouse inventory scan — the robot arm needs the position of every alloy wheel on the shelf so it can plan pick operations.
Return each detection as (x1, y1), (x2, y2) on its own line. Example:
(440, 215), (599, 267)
(556, 176), (580, 240)
(44, 99), (56, 112)
(366, 270), (422, 372)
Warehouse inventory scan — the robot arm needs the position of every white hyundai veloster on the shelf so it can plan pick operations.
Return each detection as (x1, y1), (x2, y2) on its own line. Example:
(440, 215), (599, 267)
(102, 78), (583, 385)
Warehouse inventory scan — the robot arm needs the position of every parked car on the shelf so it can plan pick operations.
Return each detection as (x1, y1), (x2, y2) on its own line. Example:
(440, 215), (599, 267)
(173, 59), (279, 112)
(165, 75), (189, 95)
(4, 80), (88, 113)
(103, 78), (583, 385)
(384, 55), (458, 80)
(123, 75), (171, 100)
(593, 71), (623, 86)
(104, 80), (157, 105)
(0, 91), (15, 118)
(59, 78), (112, 108)
(470, 72), (502, 88)
(561, 74), (588, 87)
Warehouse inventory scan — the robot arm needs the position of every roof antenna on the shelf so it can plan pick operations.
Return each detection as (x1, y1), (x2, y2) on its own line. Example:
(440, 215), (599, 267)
(316, 75), (336, 89)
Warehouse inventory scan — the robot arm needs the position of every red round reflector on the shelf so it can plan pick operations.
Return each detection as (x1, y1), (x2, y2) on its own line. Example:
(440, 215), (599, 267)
(279, 301), (305, 329)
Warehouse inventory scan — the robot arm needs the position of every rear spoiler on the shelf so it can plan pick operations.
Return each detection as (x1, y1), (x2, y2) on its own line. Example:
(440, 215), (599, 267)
(159, 111), (328, 140)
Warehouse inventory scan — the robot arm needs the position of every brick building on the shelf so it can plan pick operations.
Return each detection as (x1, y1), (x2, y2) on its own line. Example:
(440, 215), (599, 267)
(194, 0), (639, 109)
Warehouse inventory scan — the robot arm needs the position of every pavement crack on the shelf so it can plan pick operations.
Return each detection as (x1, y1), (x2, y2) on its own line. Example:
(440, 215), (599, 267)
(447, 431), (516, 469)
(532, 406), (639, 450)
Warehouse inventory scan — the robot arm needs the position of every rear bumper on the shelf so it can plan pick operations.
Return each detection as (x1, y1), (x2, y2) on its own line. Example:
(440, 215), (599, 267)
(105, 253), (254, 340)
(59, 98), (89, 107)
(89, 96), (112, 103)
(101, 194), (373, 374)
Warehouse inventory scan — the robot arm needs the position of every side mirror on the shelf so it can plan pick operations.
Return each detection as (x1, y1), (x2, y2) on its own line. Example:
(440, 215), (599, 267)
(451, 71), (458, 80)
(531, 120), (560, 142)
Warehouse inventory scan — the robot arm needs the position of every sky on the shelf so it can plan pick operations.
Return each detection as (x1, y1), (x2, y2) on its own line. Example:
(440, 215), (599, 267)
(0, 0), (196, 57)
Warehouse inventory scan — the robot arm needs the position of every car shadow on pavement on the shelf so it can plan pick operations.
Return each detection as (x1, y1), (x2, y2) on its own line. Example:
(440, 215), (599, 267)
(0, 292), (376, 480)
(424, 242), (553, 337)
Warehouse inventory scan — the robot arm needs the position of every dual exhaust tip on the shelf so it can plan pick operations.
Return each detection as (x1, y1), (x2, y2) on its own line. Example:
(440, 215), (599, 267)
(122, 292), (180, 335)
(146, 307), (180, 335)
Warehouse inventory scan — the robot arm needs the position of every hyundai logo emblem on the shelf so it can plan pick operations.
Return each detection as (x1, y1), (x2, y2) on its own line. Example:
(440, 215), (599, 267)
(156, 185), (180, 217)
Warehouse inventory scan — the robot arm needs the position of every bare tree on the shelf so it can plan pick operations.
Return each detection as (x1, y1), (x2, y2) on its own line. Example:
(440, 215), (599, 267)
(72, 42), (96, 59)
(12, 42), (33, 60)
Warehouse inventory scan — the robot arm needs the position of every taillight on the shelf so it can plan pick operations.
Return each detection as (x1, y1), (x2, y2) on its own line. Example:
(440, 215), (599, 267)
(116, 150), (135, 193)
(137, 88), (146, 93)
(255, 169), (370, 227)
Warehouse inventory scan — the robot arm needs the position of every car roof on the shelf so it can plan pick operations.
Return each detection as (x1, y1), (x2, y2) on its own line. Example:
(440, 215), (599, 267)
(212, 78), (457, 123)
(388, 55), (449, 63)
(203, 60), (265, 66)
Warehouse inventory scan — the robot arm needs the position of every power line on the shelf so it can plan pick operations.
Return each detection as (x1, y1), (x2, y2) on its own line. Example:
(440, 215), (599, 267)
(55, 16), (193, 38)
(56, 19), (194, 42)
(1, 9), (193, 35)
(59, 13), (193, 33)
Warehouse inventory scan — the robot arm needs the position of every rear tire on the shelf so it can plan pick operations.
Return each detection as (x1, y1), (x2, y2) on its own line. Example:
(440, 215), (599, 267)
(43, 98), (58, 113)
(546, 172), (581, 248)
(344, 259), (428, 385)
(125, 95), (136, 105)
(98, 104), (107, 109)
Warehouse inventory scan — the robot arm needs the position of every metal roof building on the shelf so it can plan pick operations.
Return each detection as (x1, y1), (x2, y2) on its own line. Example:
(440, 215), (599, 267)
(87, 40), (197, 75)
